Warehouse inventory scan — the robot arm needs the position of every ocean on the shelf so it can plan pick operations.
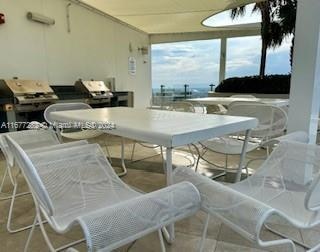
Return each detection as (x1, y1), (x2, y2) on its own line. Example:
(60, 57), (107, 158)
(152, 84), (214, 99)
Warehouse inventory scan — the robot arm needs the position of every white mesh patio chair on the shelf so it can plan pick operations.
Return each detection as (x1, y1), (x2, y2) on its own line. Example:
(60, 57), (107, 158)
(196, 101), (288, 179)
(0, 129), (87, 234)
(206, 95), (257, 115)
(167, 101), (199, 167)
(131, 101), (199, 167)
(167, 101), (196, 113)
(44, 103), (103, 141)
(6, 136), (201, 252)
(44, 103), (127, 177)
(174, 140), (320, 252)
(205, 104), (227, 115)
(245, 131), (309, 169)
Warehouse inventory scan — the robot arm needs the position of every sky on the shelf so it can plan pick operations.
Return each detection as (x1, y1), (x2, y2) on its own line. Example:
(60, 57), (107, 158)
(152, 4), (292, 89)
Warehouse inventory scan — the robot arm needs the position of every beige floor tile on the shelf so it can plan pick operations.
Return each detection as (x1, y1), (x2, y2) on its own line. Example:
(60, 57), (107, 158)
(125, 231), (216, 252)
(214, 241), (266, 252)
(1, 226), (76, 252)
(260, 224), (305, 252)
(218, 224), (256, 248)
(176, 211), (222, 240)
(300, 228), (320, 249)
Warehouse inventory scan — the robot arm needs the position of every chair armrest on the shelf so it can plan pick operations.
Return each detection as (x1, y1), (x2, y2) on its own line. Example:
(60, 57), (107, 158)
(173, 167), (274, 242)
(76, 182), (200, 252)
(262, 131), (309, 148)
(306, 174), (320, 212)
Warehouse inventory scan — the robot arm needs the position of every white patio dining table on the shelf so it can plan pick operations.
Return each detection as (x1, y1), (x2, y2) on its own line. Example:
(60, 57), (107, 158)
(51, 107), (258, 184)
(188, 97), (289, 107)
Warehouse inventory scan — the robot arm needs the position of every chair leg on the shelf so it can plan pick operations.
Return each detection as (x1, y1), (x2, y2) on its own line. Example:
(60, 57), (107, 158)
(0, 164), (10, 190)
(161, 227), (173, 244)
(1, 165), (30, 201)
(209, 155), (228, 180)
(27, 202), (85, 252)
(0, 164), (12, 201)
(198, 214), (210, 252)
(7, 163), (16, 186)
(116, 138), (127, 177)
(24, 216), (37, 252)
(245, 165), (249, 178)
(160, 146), (167, 174)
(192, 144), (202, 173)
(195, 155), (201, 173)
(264, 224), (310, 250)
(194, 145), (228, 177)
(56, 239), (86, 252)
(187, 144), (197, 167)
(7, 188), (35, 233)
(158, 229), (166, 252)
(131, 142), (136, 161)
(225, 154), (228, 172)
(105, 145), (112, 164)
(131, 142), (162, 163)
(35, 207), (56, 252)
(6, 172), (37, 234)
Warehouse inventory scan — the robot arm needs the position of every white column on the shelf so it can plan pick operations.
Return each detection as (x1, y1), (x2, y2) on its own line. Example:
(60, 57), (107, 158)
(219, 38), (227, 83)
(287, 0), (320, 143)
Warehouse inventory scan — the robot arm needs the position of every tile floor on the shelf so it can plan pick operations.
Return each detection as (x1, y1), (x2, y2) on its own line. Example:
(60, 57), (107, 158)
(0, 135), (318, 252)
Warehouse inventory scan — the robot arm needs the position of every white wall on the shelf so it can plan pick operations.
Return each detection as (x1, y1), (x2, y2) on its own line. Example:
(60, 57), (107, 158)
(0, 0), (151, 108)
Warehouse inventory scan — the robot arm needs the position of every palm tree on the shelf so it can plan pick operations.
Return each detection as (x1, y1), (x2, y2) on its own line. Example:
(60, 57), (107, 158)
(274, 0), (297, 66)
(231, 0), (297, 77)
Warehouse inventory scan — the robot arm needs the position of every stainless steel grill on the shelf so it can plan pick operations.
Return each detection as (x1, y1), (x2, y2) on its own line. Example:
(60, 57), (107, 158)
(0, 79), (58, 112)
(0, 79), (58, 132)
(75, 80), (113, 100)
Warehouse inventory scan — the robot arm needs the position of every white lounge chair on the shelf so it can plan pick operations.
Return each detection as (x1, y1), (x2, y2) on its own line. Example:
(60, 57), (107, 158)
(174, 140), (320, 252)
(6, 136), (201, 252)
(0, 129), (87, 234)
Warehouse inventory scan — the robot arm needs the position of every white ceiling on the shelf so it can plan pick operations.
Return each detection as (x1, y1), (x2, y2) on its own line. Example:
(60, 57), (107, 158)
(81, 0), (263, 34)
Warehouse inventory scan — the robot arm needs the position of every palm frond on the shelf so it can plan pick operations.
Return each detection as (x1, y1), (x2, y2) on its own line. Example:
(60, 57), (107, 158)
(230, 6), (246, 19)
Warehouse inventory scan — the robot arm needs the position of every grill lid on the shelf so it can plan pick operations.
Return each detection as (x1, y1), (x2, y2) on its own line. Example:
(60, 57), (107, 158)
(75, 80), (113, 99)
(0, 79), (54, 95)
(0, 79), (58, 104)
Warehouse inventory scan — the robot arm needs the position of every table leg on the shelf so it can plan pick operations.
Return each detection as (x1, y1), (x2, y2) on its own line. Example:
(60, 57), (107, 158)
(236, 129), (251, 183)
(165, 147), (175, 243)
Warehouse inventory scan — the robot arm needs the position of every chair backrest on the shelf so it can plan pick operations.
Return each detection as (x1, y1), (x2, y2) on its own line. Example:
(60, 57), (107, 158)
(6, 136), (136, 218)
(233, 141), (320, 214)
(0, 129), (60, 167)
(44, 103), (92, 126)
(168, 101), (195, 113)
(5, 135), (54, 215)
(231, 94), (256, 98)
(227, 101), (288, 138)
